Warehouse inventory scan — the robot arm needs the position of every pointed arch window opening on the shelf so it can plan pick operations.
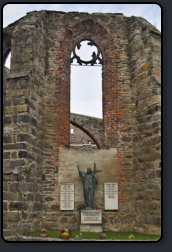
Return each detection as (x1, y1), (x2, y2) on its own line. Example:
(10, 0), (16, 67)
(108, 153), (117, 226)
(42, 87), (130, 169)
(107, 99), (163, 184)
(70, 39), (103, 119)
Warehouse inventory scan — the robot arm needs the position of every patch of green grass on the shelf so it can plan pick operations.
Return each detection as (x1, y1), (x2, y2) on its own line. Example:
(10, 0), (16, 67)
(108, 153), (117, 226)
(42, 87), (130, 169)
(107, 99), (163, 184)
(24, 229), (160, 241)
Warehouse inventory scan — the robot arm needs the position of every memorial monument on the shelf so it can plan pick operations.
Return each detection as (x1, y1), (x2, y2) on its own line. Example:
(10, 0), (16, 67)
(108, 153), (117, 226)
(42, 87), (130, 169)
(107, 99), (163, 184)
(77, 163), (101, 210)
(77, 163), (103, 232)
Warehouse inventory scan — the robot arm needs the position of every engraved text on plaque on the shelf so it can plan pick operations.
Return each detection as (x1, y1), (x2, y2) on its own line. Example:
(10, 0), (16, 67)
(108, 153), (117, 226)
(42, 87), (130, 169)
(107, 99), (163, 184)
(60, 183), (74, 210)
(104, 182), (118, 210)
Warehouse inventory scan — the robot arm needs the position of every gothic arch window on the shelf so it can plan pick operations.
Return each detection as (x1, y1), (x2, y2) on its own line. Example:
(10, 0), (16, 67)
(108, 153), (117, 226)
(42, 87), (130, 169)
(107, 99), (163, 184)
(70, 39), (103, 120)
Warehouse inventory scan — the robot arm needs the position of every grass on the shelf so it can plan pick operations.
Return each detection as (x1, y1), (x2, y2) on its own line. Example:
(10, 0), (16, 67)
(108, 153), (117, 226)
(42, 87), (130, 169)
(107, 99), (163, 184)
(24, 229), (160, 241)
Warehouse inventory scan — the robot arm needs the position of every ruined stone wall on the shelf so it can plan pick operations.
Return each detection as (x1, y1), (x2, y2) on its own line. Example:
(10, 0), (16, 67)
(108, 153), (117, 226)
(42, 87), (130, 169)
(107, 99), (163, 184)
(3, 11), (47, 238)
(127, 17), (161, 234)
(3, 11), (161, 238)
(70, 113), (103, 147)
(70, 124), (95, 145)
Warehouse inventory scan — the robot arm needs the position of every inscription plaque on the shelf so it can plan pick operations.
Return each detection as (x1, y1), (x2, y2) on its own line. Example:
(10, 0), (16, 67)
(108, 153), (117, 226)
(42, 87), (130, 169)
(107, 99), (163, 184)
(104, 182), (118, 210)
(81, 210), (102, 224)
(60, 183), (74, 210)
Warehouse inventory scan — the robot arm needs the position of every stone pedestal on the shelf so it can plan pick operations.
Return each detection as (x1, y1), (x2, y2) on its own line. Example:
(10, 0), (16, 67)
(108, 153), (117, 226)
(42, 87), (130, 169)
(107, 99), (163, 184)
(80, 210), (103, 232)
(80, 224), (102, 232)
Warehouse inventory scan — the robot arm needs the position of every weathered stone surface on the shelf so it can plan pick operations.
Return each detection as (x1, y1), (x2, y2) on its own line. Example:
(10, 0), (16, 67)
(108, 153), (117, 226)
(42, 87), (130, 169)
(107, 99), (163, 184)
(3, 192), (18, 201)
(156, 170), (161, 178)
(35, 193), (43, 201)
(3, 159), (26, 167)
(16, 223), (31, 233)
(9, 202), (28, 210)
(17, 134), (33, 143)
(3, 202), (8, 210)
(3, 135), (12, 143)
(3, 143), (28, 150)
(70, 113), (103, 148)
(134, 193), (144, 200)
(17, 114), (29, 123)
(18, 151), (35, 160)
(10, 183), (33, 192)
(45, 196), (54, 201)
(3, 152), (11, 159)
(4, 212), (19, 222)
(60, 217), (67, 223)
(50, 205), (59, 210)
(80, 224), (103, 232)
(121, 214), (135, 224)
(152, 191), (161, 200)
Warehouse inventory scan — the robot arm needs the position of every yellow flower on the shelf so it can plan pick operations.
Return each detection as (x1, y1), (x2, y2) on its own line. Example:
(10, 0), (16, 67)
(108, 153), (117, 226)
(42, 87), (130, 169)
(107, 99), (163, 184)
(129, 234), (135, 239)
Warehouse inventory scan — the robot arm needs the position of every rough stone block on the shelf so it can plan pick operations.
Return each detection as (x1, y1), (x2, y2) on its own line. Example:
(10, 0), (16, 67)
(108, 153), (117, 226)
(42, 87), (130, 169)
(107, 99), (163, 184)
(35, 193), (43, 201)
(3, 143), (28, 150)
(60, 217), (67, 223)
(16, 223), (31, 233)
(3, 152), (11, 159)
(17, 134), (32, 143)
(3, 192), (18, 201)
(135, 193), (144, 200)
(33, 202), (42, 211)
(30, 117), (38, 127)
(9, 202), (28, 210)
(156, 170), (161, 178)
(3, 135), (12, 143)
(5, 105), (28, 114)
(4, 212), (19, 222)
(18, 151), (35, 160)
(17, 114), (29, 123)
(152, 191), (161, 200)
(4, 116), (12, 124)
(3, 202), (8, 210)
(119, 202), (130, 211)
(4, 159), (26, 167)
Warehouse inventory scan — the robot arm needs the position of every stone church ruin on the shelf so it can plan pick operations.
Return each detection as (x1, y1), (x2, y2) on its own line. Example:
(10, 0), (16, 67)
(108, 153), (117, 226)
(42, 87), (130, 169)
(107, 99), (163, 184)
(3, 10), (161, 240)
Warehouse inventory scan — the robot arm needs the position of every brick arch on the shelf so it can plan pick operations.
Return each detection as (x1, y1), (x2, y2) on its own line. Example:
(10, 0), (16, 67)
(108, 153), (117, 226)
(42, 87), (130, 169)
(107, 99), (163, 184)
(54, 17), (121, 148)
(70, 120), (101, 149)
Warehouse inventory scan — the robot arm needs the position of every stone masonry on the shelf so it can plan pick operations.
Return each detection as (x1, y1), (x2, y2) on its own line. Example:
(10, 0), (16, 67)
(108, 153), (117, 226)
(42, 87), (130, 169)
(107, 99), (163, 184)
(3, 11), (161, 239)
(70, 113), (103, 148)
(70, 124), (96, 147)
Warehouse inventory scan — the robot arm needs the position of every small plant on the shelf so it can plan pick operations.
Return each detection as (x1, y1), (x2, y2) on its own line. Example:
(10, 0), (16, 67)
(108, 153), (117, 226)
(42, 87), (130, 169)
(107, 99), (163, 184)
(60, 228), (72, 235)
(40, 228), (47, 234)
(129, 234), (135, 239)
(40, 228), (47, 238)
(62, 232), (69, 236)
(59, 228), (72, 239)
